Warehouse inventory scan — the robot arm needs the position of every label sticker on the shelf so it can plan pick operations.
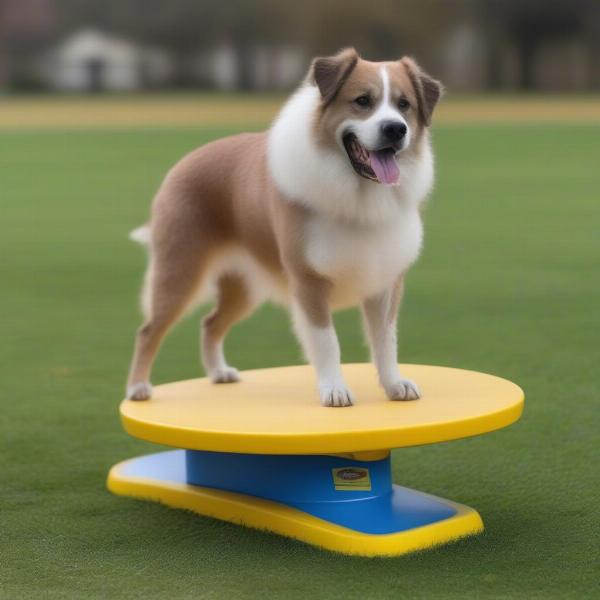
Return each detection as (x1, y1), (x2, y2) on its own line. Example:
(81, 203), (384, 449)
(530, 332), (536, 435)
(332, 467), (371, 491)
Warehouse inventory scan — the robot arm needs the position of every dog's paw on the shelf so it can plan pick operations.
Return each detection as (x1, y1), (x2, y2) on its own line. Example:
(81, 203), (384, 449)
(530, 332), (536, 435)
(385, 379), (421, 401)
(127, 381), (153, 401)
(319, 383), (354, 407)
(210, 366), (241, 384)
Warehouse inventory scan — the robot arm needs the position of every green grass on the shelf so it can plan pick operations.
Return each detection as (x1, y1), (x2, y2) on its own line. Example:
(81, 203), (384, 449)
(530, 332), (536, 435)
(1, 123), (598, 599)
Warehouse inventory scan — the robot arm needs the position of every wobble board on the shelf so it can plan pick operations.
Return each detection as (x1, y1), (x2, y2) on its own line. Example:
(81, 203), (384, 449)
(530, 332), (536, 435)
(109, 363), (524, 556)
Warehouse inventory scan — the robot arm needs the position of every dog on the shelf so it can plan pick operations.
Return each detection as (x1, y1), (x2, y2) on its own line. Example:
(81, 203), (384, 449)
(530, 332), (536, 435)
(126, 47), (443, 407)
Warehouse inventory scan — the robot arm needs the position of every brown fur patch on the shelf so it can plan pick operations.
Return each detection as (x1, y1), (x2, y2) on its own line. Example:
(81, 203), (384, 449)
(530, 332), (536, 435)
(203, 274), (252, 342)
(312, 48), (359, 108)
(400, 57), (444, 127)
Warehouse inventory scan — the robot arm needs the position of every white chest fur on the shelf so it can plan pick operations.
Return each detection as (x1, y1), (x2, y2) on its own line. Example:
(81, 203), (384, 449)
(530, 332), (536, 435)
(305, 208), (423, 308)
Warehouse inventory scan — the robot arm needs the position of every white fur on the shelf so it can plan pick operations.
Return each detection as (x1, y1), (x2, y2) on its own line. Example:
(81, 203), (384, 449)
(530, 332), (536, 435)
(362, 290), (420, 400)
(201, 318), (241, 383)
(291, 302), (353, 407)
(305, 207), (422, 308)
(129, 225), (150, 245)
(267, 83), (433, 226)
(127, 381), (152, 401)
(268, 74), (429, 308)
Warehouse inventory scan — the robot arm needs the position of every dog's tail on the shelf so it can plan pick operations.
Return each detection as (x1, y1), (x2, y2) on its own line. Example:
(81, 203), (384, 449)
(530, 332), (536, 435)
(129, 224), (150, 246)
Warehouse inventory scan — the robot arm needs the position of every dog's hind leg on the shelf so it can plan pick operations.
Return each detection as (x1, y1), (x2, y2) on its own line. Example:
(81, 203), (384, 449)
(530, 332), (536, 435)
(201, 273), (255, 383)
(126, 237), (213, 400)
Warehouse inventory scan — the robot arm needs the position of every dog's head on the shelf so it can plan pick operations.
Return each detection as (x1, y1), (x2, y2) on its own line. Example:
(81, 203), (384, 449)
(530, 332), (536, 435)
(310, 48), (443, 186)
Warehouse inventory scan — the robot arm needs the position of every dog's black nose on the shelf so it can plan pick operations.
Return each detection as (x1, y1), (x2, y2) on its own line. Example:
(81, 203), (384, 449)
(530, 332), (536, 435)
(381, 121), (407, 143)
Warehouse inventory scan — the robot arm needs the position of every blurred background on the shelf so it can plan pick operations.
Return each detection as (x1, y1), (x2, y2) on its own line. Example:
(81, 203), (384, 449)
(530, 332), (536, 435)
(3, 1), (599, 598)
(1, 0), (599, 94)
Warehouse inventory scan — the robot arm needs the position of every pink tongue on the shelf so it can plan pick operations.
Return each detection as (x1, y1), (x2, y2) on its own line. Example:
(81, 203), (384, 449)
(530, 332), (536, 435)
(369, 150), (399, 185)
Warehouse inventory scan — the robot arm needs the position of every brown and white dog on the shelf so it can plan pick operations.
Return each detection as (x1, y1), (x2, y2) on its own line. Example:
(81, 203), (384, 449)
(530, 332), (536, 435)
(126, 48), (443, 407)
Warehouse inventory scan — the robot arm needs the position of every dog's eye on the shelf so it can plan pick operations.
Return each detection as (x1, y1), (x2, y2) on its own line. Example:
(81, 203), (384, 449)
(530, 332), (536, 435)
(354, 95), (371, 108)
(398, 98), (410, 110)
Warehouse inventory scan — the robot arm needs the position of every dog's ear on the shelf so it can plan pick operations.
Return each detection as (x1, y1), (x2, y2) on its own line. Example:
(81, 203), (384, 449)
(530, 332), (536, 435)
(401, 57), (444, 127)
(312, 48), (359, 107)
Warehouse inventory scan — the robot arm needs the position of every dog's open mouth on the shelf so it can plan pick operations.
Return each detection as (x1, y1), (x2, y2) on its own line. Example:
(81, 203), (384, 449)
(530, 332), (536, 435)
(342, 133), (400, 185)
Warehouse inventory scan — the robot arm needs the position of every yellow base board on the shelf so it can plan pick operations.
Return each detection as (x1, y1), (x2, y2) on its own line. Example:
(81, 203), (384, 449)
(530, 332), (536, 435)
(108, 456), (484, 557)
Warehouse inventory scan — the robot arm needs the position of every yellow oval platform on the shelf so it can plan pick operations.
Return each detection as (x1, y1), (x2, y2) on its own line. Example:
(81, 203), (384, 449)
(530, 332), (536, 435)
(120, 364), (524, 455)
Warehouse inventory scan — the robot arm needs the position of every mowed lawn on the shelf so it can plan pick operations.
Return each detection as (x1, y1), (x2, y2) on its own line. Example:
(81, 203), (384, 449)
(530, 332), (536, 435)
(1, 100), (599, 599)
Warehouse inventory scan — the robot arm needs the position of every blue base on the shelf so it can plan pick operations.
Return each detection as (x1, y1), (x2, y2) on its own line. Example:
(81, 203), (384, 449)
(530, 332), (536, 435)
(123, 449), (457, 535)
(111, 450), (484, 554)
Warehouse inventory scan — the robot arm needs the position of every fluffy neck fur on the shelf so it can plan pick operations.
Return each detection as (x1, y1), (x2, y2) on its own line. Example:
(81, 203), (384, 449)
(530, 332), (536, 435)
(267, 84), (434, 225)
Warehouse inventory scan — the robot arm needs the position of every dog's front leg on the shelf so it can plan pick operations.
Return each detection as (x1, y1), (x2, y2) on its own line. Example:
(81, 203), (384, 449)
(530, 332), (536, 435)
(290, 275), (353, 407)
(362, 279), (420, 401)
